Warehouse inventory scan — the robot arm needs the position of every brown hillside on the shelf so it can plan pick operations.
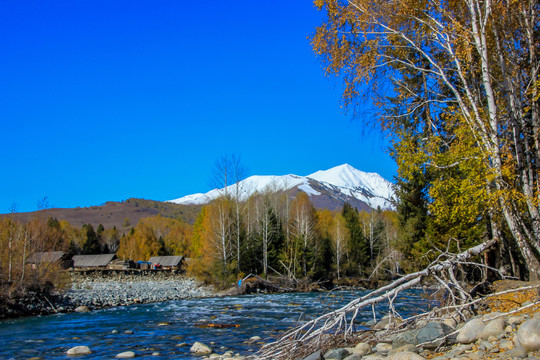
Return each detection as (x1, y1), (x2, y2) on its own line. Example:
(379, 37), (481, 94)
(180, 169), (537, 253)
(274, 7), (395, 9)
(1, 198), (202, 232)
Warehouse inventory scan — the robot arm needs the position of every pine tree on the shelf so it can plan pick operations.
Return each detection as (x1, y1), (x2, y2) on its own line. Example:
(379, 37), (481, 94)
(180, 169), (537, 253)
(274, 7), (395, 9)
(81, 224), (101, 255)
(342, 203), (369, 275)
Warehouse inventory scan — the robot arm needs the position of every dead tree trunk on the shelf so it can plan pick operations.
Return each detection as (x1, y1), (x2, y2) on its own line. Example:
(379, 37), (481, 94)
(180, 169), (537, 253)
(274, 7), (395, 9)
(254, 239), (497, 360)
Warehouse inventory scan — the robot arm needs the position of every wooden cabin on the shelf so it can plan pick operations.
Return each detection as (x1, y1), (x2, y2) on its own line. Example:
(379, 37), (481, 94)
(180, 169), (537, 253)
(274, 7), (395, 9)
(26, 251), (72, 269)
(72, 254), (117, 269)
(147, 255), (184, 270)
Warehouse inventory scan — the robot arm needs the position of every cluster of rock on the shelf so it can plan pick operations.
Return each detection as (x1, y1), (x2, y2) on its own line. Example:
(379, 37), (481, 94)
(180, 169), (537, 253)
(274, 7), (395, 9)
(190, 341), (246, 359)
(1, 273), (214, 318)
(300, 308), (540, 360)
(64, 336), (259, 359)
(66, 345), (137, 358)
(62, 274), (213, 310)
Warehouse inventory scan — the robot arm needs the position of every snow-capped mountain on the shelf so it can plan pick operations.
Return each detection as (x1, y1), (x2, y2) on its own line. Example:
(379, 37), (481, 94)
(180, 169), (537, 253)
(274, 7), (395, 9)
(169, 164), (395, 211)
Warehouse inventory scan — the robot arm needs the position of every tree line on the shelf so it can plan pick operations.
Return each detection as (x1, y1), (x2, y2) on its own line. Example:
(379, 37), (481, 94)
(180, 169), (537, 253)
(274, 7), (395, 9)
(0, 195), (400, 290)
(188, 189), (399, 287)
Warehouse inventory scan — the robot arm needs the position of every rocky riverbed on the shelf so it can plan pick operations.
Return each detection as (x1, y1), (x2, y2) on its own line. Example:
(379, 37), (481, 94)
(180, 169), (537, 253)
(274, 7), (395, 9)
(0, 271), (214, 318)
(63, 272), (213, 311)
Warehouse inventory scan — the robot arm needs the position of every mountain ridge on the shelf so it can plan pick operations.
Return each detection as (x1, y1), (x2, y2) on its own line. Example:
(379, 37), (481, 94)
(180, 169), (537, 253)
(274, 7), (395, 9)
(169, 164), (395, 211)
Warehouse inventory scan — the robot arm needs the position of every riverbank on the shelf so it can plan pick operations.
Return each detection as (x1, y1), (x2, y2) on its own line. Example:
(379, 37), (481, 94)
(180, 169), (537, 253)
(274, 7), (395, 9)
(65, 271), (214, 310)
(289, 280), (540, 360)
(0, 271), (215, 319)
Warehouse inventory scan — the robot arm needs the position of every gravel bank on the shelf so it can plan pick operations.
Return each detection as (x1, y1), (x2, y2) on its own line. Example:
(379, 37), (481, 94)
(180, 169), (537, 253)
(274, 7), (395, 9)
(63, 273), (213, 310)
(60, 272), (214, 311)
(0, 272), (215, 318)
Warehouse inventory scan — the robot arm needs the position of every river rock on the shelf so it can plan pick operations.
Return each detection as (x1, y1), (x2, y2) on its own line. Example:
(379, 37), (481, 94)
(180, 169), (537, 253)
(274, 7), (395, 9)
(500, 339), (514, 350)
(302, 351), (324, 360)
(373, 315), (402, 330)
(516, 317), (540, 352)
(393, 329), (420, 348)
(353, 342), (372, 355)
(249, 336), (261, 342)
(343, 355), (362, 360)
(480, 317), (506, 339)
(362, 355), (386, 360)
(74, 306), (90, 313)
(387, 351), (426, 360)
(416, 322), (453, 348)
(389, 344), (417, 354)
(375, 343), (393, 353)
(441, 317), (458, 329)
(66, 345), (92, 355)
(116, 351), (136, 358)
(456, 318), (485, 343)
(190, 341), (212, 355)
(507, 343), (528, 358)
(509, 315), (529, 325)
(324, 348), (350, 360)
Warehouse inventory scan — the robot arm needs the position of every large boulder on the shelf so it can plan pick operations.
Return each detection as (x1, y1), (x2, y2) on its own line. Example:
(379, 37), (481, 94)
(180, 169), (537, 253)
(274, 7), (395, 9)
(393, 329), (420, 348)
(190, 341), (212, 355)
(66, 346), (92, 355)
(416, 322), (453, 348)
(480, 318), (506, 339)
(353, 342), (372, 356)
(324, 348), (350, 360)
(516, 317), (540, 352)
(302, 351), (324, 360)
(456, 318), (485, 344)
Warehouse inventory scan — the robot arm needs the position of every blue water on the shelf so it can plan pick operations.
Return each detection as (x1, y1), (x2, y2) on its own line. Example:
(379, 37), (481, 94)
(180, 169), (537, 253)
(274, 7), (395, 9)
(0, 289), (434, 359)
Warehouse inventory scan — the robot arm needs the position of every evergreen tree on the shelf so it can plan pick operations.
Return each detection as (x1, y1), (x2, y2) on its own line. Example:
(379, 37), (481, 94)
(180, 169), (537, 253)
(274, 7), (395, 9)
(310, 235), (333, 285)
(371, 208), (386, 261)
(157, 236), (169, 256)
(342, 203), (369, 275)
(81, 224), (101, 255)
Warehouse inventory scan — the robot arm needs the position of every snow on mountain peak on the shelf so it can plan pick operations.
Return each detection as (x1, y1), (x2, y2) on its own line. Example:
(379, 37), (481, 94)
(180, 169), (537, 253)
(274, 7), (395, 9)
(169, 164), (395, 210)
(307, 164), (394, 200)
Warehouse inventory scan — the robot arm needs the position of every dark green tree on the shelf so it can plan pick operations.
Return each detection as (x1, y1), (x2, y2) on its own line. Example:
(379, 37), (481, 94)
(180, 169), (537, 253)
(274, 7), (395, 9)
(81, 224), (101, 255)
(342, 203), (369, 275)
(310, 235), (333, 285)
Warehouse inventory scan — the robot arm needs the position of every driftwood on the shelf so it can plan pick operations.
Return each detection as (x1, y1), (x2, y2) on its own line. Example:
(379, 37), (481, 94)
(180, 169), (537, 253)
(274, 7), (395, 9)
(239, 274), (294, 294)
(253, 239), (498, 360)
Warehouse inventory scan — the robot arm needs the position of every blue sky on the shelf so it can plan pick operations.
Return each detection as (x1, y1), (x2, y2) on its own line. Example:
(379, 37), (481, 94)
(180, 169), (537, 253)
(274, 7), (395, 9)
(0, 1), (396, 213)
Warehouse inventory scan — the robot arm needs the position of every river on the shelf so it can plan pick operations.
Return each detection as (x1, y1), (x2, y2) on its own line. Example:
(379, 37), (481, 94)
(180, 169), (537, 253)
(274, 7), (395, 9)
(0, 289), (435, 359)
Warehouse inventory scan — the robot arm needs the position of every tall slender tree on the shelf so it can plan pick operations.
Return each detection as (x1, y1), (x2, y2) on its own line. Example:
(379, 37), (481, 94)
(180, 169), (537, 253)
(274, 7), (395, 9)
(313, 0), (540, 278)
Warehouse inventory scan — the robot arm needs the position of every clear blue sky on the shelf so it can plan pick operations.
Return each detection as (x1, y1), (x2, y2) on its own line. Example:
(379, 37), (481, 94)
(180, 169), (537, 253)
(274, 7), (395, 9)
(0, 0), (396, 213)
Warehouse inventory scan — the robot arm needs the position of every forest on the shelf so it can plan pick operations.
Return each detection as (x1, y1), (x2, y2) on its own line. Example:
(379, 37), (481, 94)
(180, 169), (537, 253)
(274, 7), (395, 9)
(0, 191), (403, 290)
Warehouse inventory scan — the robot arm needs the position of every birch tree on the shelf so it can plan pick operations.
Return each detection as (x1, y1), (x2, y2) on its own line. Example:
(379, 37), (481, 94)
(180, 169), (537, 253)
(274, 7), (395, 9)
(313, 0), (540, 278)
(290, 192), (317, 277)
(211, 155), (247, 274)
(331, 212), (349, 279)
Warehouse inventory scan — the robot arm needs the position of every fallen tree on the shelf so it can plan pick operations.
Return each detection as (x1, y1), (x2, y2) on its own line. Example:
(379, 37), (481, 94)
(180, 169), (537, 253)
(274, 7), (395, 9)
(253, 239), (498, 359)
